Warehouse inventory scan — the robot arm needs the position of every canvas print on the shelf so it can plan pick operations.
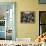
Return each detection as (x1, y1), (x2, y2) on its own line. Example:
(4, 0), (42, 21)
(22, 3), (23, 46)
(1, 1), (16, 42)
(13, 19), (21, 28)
(21, 11), (35, 23)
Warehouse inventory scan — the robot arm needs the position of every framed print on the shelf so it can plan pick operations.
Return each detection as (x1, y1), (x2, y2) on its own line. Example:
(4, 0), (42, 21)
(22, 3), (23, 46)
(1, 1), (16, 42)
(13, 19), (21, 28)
(39, 0), (46, 4)
(21, 11), (35, 23)
(0, 2), (16, 40)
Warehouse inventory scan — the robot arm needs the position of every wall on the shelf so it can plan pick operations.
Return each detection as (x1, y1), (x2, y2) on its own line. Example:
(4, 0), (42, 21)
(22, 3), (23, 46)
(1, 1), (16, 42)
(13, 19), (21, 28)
(16, 0), (39, 40)
(0, 0), (46, 40)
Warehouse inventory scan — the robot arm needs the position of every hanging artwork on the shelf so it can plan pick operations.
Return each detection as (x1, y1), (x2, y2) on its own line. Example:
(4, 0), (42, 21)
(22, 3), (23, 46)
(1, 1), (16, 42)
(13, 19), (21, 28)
(21, 11), (35, 23)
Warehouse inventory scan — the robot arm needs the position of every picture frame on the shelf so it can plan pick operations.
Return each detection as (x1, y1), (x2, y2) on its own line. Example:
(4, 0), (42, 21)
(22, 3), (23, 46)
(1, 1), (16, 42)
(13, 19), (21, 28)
(21, 11), (35, 23)
(39, 0), (46, 4)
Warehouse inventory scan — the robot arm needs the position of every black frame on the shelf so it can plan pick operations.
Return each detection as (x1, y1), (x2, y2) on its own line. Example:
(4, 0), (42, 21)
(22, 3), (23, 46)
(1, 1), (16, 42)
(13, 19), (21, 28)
(21, 11), (35, 23)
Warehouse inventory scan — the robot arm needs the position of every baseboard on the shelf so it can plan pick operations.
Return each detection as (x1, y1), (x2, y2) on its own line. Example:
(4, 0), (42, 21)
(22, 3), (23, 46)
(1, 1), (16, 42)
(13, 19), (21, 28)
(16, 38), (32, 42)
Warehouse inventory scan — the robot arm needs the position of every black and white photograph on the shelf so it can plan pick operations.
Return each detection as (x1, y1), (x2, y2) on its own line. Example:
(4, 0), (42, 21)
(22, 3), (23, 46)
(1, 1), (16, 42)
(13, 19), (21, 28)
(21, 11), (35, 23)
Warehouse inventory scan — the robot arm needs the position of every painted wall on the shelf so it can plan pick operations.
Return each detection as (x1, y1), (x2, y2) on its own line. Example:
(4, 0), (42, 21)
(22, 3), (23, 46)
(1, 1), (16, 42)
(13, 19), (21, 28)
(0, 0), (46, 40)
